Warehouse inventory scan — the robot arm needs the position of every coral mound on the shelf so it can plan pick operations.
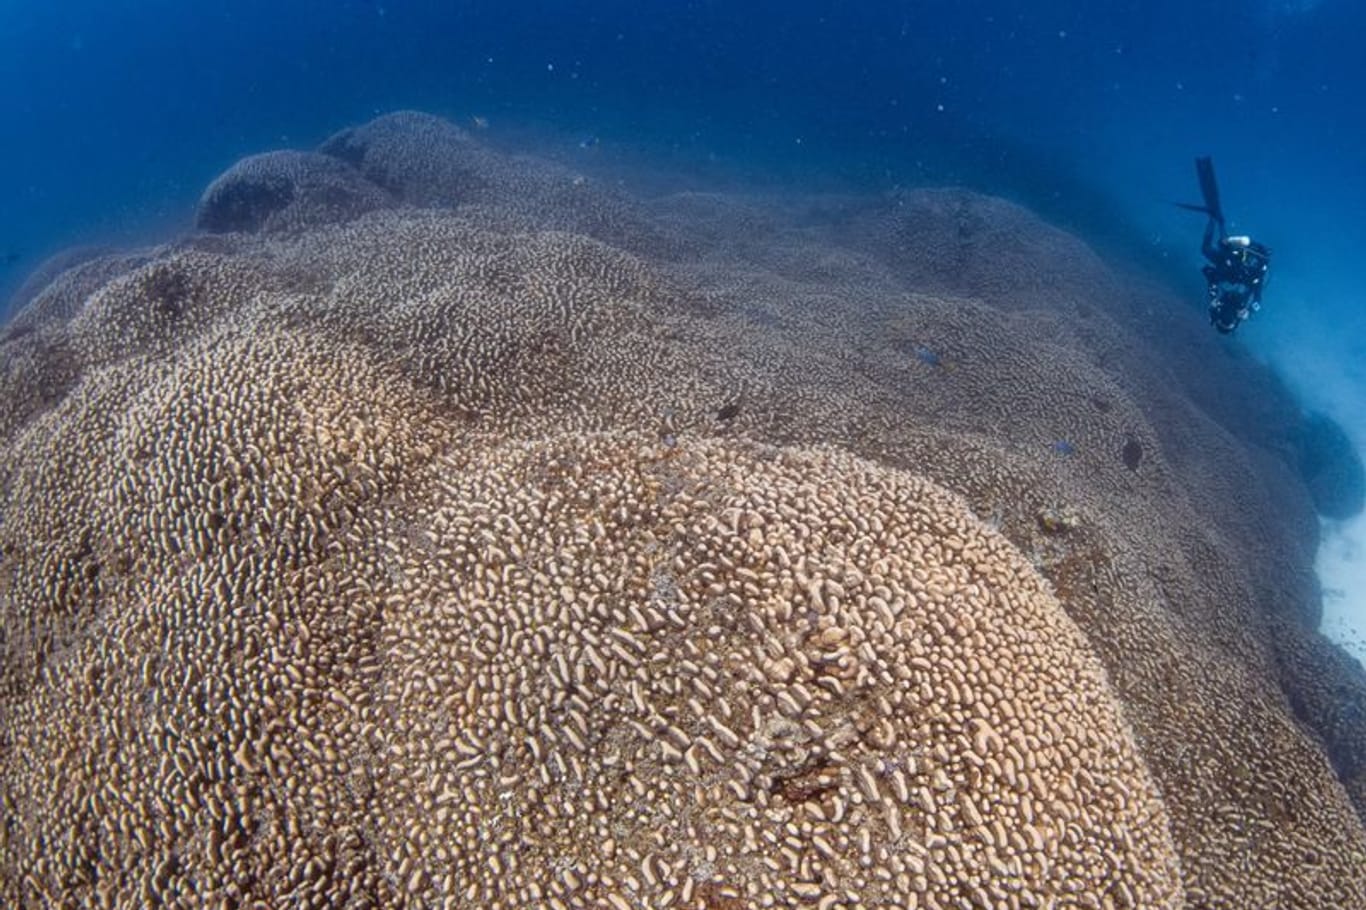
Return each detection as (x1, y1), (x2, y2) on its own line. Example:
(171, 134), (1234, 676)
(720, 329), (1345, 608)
(196, 149), (394, 234)
(373, 434), (1181, 907)
(3, 111), (1366, 908)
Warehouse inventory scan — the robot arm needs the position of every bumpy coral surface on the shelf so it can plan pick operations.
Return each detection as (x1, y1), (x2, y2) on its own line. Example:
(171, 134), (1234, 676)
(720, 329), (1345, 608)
(2, 111), (1365, 908)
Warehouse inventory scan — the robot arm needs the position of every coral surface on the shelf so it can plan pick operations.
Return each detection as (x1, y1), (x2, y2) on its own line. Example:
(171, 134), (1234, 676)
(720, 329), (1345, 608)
(3, 111), (1365, 908)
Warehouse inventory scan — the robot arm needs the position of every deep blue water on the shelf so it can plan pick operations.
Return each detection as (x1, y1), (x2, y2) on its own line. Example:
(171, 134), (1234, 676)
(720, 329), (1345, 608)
(3, 0), (1365, 654)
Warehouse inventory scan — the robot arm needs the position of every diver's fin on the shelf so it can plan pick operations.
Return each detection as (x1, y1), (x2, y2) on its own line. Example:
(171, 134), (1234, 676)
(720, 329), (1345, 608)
(1195, 156), (1226, 226)
(1175, 202), (1213, 215)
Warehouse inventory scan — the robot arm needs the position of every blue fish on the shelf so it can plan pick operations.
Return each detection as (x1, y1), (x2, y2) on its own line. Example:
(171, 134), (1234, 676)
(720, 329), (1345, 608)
(912, 344), (941, 367)
(1051, 439), (1076, 456)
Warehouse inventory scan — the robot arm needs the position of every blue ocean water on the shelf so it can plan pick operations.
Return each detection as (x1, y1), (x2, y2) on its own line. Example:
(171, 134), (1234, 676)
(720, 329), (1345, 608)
(2, 0), (1364, 660)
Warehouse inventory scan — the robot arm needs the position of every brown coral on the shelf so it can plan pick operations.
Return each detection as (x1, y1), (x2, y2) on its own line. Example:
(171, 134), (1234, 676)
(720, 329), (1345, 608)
(2, 111), (1365, 908)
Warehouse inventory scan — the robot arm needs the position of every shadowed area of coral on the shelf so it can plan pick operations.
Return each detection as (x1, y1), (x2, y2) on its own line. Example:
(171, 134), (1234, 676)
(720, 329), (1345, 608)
(2, 110), (1365, 908)
(1292, 411), (1366, 521)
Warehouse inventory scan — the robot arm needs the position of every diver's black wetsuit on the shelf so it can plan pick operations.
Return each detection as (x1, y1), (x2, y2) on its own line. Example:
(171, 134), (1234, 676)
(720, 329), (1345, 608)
(1184, 157), (1270, 334)
(1201, 218), (1270, 334)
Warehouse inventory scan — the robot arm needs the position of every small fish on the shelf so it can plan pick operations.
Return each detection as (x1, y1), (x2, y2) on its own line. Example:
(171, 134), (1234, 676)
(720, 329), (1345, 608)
(716, 401), (741, 422)
(1121, 436), (1143, 471)
(470, 115), (489, 130)
(1, 251), (19, 266)
(912, 344), (941, 367)
(1051, 439), (1076, 456)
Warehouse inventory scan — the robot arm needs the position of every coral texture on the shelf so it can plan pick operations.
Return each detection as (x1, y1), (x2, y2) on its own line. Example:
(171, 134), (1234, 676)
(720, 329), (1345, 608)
(3, 112), (1365, 908)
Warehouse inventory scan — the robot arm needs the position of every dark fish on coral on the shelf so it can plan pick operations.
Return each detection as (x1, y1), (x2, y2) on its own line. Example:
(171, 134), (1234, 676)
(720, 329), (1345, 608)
(717, 401), (742, 422)
(1037, 504), (1079, 534)
(1122, 436), (1143, 471)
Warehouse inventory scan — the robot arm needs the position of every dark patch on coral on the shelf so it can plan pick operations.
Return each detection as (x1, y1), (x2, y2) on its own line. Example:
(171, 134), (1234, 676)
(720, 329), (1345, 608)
(693, 883), (747, 910)
(198, 175), (296, 234)
(143, 266), (193, 319)
(319, 129), (366, 169)
(1044, 538), (1109, 608)
(1122, 436), (1143, 471)
(1292, 412), (1366, 520)
(274, 263), (334, 297)
(1, 333), (84, 435)
(771, 757), (838, 804)
(196, 150), (392, 236)
(1272, 617), (1366, 822)
(716, 401), (741, 422)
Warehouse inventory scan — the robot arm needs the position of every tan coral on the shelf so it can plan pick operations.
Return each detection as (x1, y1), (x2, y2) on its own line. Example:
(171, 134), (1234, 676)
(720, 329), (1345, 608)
(2, 111), (1365, 908)
(0, 352), (1186, 906)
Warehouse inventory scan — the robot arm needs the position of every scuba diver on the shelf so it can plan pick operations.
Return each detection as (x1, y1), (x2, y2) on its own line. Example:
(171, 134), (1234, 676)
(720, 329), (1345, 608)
(1179, 156), (1271, 334)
